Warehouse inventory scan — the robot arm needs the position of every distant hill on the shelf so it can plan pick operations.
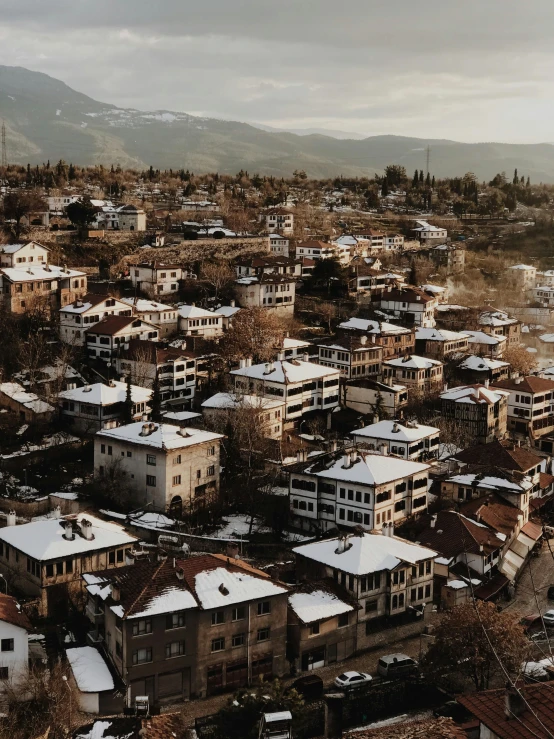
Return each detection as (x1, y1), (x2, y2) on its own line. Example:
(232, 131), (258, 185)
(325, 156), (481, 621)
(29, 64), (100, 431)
(2, 65), (554, 181)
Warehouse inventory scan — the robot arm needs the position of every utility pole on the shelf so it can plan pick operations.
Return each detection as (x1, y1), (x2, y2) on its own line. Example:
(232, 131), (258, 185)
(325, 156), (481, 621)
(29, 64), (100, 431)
(1, 121), (7, 169)
(425, 145), (431, 178)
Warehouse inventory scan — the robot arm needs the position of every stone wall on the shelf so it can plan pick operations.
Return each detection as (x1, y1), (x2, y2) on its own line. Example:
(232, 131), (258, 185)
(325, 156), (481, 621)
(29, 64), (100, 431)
(122, 236), (270, 267)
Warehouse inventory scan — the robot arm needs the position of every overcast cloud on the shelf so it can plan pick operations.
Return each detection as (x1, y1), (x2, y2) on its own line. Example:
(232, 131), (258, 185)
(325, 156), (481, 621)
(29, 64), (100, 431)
(0, 0), (552, 142)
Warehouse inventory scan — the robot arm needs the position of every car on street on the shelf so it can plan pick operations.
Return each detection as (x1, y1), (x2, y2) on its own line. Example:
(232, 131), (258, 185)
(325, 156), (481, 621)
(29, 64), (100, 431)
(377, 653), (419, 679)
(334, 671), (373, 690)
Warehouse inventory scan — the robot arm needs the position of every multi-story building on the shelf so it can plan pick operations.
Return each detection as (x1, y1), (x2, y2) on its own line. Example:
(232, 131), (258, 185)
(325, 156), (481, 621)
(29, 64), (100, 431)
(352, 420), (440, 462)
(0, 594), (31, 697)
(412, 220), (447, 244)
(414, 327), (469, 360)
(0, 513), (137, 617)
(94, 421), (224, 514)
(230, 359), (340, 424)
(289, 447), (429, 533)
(317, 336), (382, 379)
(82, 554), (288, 702)
(201, 392), (284, 440)
(234, 274), (295, 315)
(263, 209), (294, 235)
(490, 376), (554, 439)
(293, 240), (337, 260)
(379, 287), (438, 328)
(0, 382), (55, 423)
(60, 294), (133, 346)
(234, 255), (301, 278)
(178, 305), (224, 338)
(347, 265), (403, 299)
(115, 339), (197, 408)
(0, 264), (87, 315)
(429, 244), (465, 275)
(464, 330), (507, 358)
(120, 298), (178, 338)
(0, 241), (50, 267)
(478, 310), (521, 348)
(440, 384), (509, 443)
(269, 234), (290, 256)
(457, 355), (510, 385)
(85, 316), (159, 361)
(508, 263), (537, 292)
(344, 378), (408, 417)
(59, 380), (152, 432)
(338, 317), (415, 360)
(382, 355), (444, 393)
(130, 263), (184, 296)
(293, 530), (436, 652)
(47, 194), (80, 214)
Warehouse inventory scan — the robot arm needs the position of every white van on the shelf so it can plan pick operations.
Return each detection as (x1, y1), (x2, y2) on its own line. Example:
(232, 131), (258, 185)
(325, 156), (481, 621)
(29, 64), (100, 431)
(377, 653), (419, 679)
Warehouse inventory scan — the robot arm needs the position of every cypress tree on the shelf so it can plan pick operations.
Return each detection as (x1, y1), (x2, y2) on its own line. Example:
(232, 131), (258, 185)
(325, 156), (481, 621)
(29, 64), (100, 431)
(123, 374), (134, 424)
(151, 371), (162, 422)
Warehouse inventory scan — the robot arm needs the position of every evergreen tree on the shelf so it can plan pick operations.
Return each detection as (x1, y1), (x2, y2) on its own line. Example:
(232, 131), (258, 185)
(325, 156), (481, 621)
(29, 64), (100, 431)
(123, 374), (134, 424)
(412, 169), (419, 187)
(513, 168), (518, 185)
(520, 175), (525, 184)
(431, 175), (435, 188)
(150, 372), (162, 422)
(526, 176), (531, 187)
(381, 178), (389, 197)
(419, 169), (424, 183)
(425, 172), (431, 187)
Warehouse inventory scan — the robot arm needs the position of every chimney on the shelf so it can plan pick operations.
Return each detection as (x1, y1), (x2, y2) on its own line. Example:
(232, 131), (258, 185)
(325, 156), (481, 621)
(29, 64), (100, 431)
(142, 413), (148, 422)
(239, 359), (246, 369)
(140, 423), (151, 436)
(63, 521), (75, 541)
(382, 522), (388, 537)
(52, 505), (61, 520)
(392, 422), (399, 433)
(111, 583), (121, 602)
(380, 443), (388, 456)
(80, 518), (94, 540)
(83, 384), (92, 393)
(226, 542), (239, 559)
(218, 583), (230, 596)
(335, 535), (347, 554)
(277, 351), (285, 361)
(360, 335), (368, 346)
(176, 567), (185, 580)
(388, 522), (394, 537)
(303, 353), (309, 362)
(505, 686), (526, 719)
(342, 453), (351, 469)
(484, 379), (490, 388)
(296, 449), (307, 463)
(178, 427), (190, 437)
(6, 511), (16, 527)
(430, 514), (437, 529)
(230, 299), (235, 307)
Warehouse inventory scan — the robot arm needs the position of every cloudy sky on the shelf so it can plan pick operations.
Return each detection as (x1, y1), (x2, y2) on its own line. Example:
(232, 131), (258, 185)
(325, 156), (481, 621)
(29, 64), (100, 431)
(0, 0), (552, 142)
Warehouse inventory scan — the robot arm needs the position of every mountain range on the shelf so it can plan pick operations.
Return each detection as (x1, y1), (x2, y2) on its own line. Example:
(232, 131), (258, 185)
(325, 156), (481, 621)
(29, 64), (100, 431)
(2, 65), (554, 181)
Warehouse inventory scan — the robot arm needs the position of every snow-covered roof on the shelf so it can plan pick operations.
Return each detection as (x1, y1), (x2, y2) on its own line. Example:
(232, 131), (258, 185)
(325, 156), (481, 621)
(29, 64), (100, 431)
(464, 330), (507, 346)
(338, 317), (410, 335)
(413, 220), (446, 232)
(479, 311), (518, 327)
(230, 359), (339, 384)
(288, 589), (353, 624)
(415, 328), (469, 342)
(447, 473), (532, 493)
(539, 334), (554, 343)
(353, 419), (439, 442)
(436, 304), (468, 312)
(459, 355), (510, 371)
(440, 384), (510, 405)
(283, 336), (312, 350)
(509, 263), (535, 270)
(293, 532), (436, 576)
(96, 421), (224, 450)
(300, 451), (429, 486)
(0, 382), (54, 414)
(194, 566), (287, 609)
(0, 514), (136, 561)
(384, 355), (442, 370)
(215, 305), (241, 318)
(0, 265), (85, 282)
(120, 297), (174, 312)
(129, 586), (197, 619)
(66, 647), (114, 693)
(420, 284), (447, 294)
(202, 392), (283, 410)
(59, 381), (152, 406)
(0, 242), (49, 254)
(178, 304), (223, 319)
(162, 410), (202, 422)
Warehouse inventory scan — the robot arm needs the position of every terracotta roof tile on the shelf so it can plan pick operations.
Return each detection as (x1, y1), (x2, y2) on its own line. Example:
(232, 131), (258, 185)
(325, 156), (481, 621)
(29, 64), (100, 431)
(347, 715), (467, 738)
(417, 510), (504, 558)
(491, 376), (554, 394)
(85, 316), (154, 336)
(0, 594), (31, 631)
(454, 441), (543, 473)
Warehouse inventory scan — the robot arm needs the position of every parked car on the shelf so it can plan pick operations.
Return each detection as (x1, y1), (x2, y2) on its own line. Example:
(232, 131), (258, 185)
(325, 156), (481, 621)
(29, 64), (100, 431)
(377, 654), (419, 679)
(433, 701), (471, 723)
(543, 610), (554, 626)
(334, 671), (373, 690)
(288, 675), (324, 701)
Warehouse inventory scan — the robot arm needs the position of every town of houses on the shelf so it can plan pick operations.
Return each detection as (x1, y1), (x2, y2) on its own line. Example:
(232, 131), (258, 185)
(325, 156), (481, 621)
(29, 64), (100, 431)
(4, 169), (554, 738)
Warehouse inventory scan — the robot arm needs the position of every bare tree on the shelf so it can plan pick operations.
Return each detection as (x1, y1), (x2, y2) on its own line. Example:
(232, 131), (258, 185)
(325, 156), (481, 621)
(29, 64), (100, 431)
(200, 261), (235, 299)
(219, 307), (284, 366)
(319, 302), (337, 333)
(502, 344), (538, 376)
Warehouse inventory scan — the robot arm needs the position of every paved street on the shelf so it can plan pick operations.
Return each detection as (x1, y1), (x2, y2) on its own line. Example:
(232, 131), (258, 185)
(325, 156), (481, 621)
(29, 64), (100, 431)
(503, 538), (554, 619)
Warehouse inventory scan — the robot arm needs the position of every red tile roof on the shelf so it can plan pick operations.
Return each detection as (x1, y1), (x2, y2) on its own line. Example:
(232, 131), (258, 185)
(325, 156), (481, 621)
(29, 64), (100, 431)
(454, 441), (543, 473)
(346, 716), (467, 738)
(417, 510), (504, 558)
(0, 594), (32, 631)
(491, 376), (554, 394)
(460, 493), (522, 537)
(85, 316), (153, 336)
(381, 286), (436, 304)
(458, 684), (554, 739)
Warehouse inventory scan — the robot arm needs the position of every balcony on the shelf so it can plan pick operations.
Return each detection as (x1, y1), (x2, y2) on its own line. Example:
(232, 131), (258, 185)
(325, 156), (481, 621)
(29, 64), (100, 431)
(86, 600), (105, 625)
(86, 629), (104, 646)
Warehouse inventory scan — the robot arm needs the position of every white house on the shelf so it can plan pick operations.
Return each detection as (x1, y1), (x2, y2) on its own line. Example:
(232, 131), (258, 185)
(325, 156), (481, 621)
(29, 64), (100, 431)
(294, 241), (337, 260)
(178, 305), (224, 337)
(344, 378), (408, 417)
(413, 220), (447, 244)
(47, 194), (80, 214)
(234, 274), (295, 315)
(230, 359), (341, 423)
(60, 295), (133, 346)
(120, 298), (178, 338)
(0, 594), (31, 697)
(94, 421), (224, 514)
(66, 646), (115, 714)
(508, 263), (537, 291)
(378, 287), (438, 328)
(59, 381), (152, 432)
(463, 330), (507, 358)
(0, 241), (50, 268)
(116, 204), (147, 231)
(382, 355), (444, 393)
(130, 263), (184, 295)
(201, 392), (285, 440)
(352, 419), (440, 462)
(269, 233), (290, 257)
(85, 316), (159, 361)
(289, 448), (430, 533)
(263, 209), (294, 235)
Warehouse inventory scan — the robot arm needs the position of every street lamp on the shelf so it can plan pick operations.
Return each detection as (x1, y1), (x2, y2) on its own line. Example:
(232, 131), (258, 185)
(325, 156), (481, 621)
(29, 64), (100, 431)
(62, 675), (72, 730)
(299, 419), (307, 445)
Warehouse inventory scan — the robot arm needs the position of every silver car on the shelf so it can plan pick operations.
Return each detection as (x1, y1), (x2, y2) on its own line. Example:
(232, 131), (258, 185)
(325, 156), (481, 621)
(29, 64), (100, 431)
(334, 671), (373, 690)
